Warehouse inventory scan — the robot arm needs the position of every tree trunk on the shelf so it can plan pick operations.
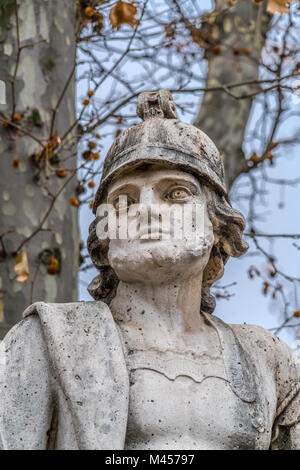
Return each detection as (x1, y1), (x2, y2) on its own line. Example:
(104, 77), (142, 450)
(195, 0), (271, 189)
(0, 0), (79, 338)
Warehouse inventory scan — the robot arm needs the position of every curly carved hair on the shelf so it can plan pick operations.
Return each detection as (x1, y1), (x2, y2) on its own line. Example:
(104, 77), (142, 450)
(87, 183), (248, 314)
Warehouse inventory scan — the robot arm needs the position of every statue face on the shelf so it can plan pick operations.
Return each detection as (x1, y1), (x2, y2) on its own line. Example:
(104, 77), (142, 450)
(106, 166), (214, 284)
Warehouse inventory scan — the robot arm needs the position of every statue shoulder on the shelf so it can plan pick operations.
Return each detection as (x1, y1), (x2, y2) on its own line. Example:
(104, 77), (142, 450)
(230, 322), (297, 363)
(1, 300), (114, 356)
(1, 313), (44, 354)
(230, 322), (284, 352)
(23, 299), (114, 331)
(0, 312), (52, 403)
(23, 300), (111, 321)
(230, 322), (299, 394)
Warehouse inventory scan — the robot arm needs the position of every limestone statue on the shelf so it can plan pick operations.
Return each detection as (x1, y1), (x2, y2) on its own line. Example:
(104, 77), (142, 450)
(0, 90), (299, 450)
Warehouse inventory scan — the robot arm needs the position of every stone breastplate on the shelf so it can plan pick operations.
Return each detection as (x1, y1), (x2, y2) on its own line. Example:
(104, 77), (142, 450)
(125, 348), (228, 384)
(116, 312), (258, 404)
(116, 316), (271, 450)
(123, 346), (270, 450)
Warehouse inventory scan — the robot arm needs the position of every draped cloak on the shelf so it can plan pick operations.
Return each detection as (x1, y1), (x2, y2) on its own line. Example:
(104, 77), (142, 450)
(0, 301), (299, 449)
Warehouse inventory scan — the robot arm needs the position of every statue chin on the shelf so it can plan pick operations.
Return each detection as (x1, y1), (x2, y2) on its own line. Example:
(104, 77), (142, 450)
(108, 235), (214, 284)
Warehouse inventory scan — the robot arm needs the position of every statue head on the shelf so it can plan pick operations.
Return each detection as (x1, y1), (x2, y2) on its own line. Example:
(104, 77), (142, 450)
(87, 90), (248, 313)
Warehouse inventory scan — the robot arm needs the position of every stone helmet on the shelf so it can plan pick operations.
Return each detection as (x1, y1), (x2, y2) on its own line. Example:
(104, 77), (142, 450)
(93, 89), (228, 212)
(89, 89), (248, 313)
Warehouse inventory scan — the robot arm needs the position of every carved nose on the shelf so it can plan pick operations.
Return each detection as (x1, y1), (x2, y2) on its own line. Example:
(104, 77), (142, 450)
(139, 187), (157, 205)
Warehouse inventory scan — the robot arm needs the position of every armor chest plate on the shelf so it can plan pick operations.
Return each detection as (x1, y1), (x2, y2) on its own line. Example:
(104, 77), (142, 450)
(125, 367), (271, 450)
(123, 346), (273, 450)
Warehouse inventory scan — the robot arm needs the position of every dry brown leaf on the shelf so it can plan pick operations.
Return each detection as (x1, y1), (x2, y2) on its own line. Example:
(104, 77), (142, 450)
(109, 1), (139, 30)
(263, 281), (269, 295)
(164, 24), (175, 39)
(211, 44), (222, 55)
(69, 197), (80, 207)
(191, 28), (205, 47)
(267, 0), (297, 14)
(14, 251), (29, 283)
(293, 310), (300, 318)
(233, 46), (251, 55)
(47, 257), (59, 275)
(249, 152), (260, 164)
(269, 141), (278, 149)
(248, 268), (254, 279)
(265, 151), (274, 164)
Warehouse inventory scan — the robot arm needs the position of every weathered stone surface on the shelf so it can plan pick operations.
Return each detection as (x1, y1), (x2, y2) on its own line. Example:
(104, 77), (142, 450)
(0, 90), (299, 449)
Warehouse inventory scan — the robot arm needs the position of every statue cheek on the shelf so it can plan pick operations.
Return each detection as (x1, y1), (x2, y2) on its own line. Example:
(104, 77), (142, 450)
(204, 215), (215, 245)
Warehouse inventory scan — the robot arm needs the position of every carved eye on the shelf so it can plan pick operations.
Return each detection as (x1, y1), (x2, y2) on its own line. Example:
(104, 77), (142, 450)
(166, 187), (191, 202)
(114, 195), (135, 212)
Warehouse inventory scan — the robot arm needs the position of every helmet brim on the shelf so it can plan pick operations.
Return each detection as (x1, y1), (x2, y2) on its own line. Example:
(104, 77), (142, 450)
(93, 144), (228, 213)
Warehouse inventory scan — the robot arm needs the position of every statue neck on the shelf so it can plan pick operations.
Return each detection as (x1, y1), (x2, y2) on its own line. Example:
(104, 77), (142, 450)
(110, 273), (205, 333)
